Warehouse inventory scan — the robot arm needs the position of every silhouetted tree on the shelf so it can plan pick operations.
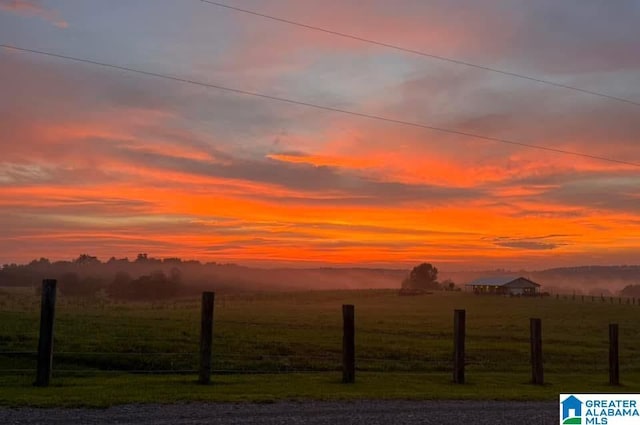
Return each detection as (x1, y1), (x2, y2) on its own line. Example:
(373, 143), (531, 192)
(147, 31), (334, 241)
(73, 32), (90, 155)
(442, 278), (456, 291)
(107, 270), (181, 300)
(58, 272), (103, 297)
(29, 257), (50, 267)
(169, 267), (182, 285)
(403, 263), (439, 290)
(163, 258), (183, 265)
(620, 285), (640, 298)
(107, 271), (133, 299)
(74, 254), (100, 265)
(58, 272), (80, 294)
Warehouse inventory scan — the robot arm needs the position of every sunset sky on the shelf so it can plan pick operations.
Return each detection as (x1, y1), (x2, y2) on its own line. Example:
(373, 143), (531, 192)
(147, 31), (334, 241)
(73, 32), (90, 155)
(1, 0), (639, 270)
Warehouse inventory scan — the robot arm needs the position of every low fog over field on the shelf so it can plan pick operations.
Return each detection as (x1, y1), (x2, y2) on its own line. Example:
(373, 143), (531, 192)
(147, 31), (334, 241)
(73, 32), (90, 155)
(2, 255), (640, 300)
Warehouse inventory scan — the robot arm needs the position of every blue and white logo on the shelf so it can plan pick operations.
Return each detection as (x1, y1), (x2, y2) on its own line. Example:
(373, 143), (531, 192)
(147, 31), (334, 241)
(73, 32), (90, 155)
(560, 394), (640, 424)
(561, 395), (582, 424)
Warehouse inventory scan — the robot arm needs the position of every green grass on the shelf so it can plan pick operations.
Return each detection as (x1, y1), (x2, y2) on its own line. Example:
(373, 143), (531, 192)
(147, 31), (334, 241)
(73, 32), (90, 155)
(3, 372), (640, 408)
(1, 289), (640, 406)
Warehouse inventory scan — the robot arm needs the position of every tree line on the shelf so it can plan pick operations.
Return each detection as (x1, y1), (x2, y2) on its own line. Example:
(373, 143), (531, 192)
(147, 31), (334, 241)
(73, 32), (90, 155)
(400, 263), (458, 293)
(0, 254), (242, 300)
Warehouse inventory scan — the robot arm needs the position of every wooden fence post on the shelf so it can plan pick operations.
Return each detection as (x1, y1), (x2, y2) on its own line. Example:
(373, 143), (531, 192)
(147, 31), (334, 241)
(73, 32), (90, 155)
(609, 324), (619, 386)
(453, 309), (466, 384)
(198, 291), (215, 384)
(342, 304), (355, 383)
(35, 279), (57, 387)
(530, 318), (543, 385)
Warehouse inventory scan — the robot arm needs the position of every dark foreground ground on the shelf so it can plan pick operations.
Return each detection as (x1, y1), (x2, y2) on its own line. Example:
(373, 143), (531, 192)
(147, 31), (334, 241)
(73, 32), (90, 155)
(0, 400), (559, 424)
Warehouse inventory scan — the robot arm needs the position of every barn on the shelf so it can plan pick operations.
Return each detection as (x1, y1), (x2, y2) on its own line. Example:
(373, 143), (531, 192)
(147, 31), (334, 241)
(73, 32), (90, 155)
(465, 276), (540, 296)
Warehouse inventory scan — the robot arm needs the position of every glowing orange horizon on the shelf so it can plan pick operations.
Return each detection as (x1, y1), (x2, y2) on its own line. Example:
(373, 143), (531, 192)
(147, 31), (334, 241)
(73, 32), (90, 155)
(1, 2), (639, 269)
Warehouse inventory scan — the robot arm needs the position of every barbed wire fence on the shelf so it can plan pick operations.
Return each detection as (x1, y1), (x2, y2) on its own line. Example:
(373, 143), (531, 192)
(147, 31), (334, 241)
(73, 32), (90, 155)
(1, 281), (638, 386)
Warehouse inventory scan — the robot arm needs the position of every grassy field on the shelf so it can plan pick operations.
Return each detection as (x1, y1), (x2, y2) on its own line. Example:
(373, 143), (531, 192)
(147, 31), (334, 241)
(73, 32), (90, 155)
(1, 288), (640, 406)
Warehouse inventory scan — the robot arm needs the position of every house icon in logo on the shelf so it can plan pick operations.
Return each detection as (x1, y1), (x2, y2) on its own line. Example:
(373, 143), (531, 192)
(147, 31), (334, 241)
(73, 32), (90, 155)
(561, 395), (583, 424)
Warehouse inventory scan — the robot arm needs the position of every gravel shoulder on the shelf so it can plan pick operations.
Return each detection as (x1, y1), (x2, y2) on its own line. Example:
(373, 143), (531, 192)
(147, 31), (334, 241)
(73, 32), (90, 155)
(0, 400), (559, 424)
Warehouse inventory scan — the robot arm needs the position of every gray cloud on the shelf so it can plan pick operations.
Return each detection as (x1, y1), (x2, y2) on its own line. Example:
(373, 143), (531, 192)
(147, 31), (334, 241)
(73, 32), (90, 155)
(540, 176), (640, 212)
(489, 171), (640, 214)
(509, 0), (640, 74)
(0, 0), (68, 28)
(388, 64), (640, 155)
(495, 240), (559, 250)
(492, 235), (568, 251)
(107, 145), (484, 205)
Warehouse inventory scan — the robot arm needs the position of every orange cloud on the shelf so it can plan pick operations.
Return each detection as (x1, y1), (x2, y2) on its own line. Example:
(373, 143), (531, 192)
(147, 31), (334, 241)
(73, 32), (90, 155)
(1, 11), (640, 270)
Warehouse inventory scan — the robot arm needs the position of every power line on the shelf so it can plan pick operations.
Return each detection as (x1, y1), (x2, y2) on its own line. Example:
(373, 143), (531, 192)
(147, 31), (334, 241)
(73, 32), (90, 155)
(1, 43), (639, 168)
(199, 0), (640, 108)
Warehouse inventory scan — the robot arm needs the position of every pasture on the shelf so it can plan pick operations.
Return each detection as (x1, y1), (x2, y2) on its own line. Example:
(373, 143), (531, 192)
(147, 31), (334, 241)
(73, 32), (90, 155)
(1, 288), (640, 406)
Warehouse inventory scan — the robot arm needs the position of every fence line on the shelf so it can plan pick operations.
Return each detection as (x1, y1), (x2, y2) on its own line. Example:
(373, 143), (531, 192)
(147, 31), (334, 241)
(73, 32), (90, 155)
(552, 293), (639, 305)
(1, 280), (636, 387)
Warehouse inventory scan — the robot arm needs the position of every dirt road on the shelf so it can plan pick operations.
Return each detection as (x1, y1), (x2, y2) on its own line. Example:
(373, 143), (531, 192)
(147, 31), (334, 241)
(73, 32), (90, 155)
(0, 400), (559, 424)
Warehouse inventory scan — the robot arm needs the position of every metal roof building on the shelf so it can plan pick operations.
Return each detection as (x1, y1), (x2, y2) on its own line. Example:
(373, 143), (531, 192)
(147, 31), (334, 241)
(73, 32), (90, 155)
(465, 276), (540, 296)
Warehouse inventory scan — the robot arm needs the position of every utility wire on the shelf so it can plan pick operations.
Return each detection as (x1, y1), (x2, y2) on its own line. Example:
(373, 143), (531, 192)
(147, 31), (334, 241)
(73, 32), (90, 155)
(199, 0), (640, 108)
(1, 43), (639, 168)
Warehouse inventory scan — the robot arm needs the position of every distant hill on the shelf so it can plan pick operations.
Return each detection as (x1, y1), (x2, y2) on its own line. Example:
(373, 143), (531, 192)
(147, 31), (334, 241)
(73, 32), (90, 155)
(0, 256), (407, 292)
(2, 256), (639, 295)
(442, 266), (640, 295)
(531, 265), (640, 295)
